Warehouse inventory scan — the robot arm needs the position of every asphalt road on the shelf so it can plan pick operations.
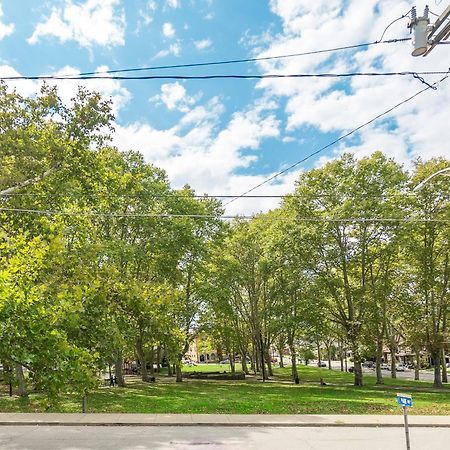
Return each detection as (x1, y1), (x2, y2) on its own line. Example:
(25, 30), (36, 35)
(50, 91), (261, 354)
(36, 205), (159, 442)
(311, 360), (437, 382)
(1, 426), (450, 450)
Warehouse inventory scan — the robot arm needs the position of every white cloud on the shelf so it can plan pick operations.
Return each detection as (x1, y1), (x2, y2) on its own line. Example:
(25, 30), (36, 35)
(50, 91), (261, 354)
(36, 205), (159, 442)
(0, 4), (14, 40)
(254, 0), (450, 166)
(114, 95), (283, 214)
(50, 65), (132, 117)
(0, 64), (131, 118)
(0, 65), (40, 98)
(155, 42), (181, 58)
(28, 0), (126, 48)
(163, 22), (175, 38)
(166, 0), (180, 8)
(137, 1), (157, 28)
(194, 38), (212, 50)
(150, 82), (200, 112)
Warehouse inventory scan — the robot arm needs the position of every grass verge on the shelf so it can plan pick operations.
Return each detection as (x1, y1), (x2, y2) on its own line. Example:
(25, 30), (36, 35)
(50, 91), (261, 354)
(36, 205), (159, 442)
(0, 365), (448, 415)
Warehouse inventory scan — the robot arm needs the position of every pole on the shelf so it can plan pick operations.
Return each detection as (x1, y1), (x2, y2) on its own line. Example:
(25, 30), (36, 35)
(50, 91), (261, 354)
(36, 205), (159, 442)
(403, 406), (411, 450)
(82, 390), (88, 414)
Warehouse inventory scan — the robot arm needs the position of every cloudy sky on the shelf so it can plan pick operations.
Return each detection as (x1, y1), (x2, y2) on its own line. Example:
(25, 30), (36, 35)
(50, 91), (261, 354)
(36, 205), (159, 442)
(0, 0), (449, 214)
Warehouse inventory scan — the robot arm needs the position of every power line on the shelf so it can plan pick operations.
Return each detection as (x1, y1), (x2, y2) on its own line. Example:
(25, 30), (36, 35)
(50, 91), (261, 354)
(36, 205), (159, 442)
(0, 192), (437, 199)
(0, 208), (448, 223)
(2, 70), (448, 82)
(378, 10), (412, 42)
(52, 38), (411, 79)
(224, 72), (450, 207)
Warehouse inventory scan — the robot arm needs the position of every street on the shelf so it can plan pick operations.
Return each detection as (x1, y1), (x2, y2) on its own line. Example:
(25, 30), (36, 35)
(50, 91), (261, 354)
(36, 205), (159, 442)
(1, 426), (449, 450)
(304, 360), (437, 383)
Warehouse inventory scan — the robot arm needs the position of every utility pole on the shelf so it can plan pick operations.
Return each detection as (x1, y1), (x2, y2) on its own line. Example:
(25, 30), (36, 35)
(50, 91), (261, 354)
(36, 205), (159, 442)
(409, 4), (450, 56)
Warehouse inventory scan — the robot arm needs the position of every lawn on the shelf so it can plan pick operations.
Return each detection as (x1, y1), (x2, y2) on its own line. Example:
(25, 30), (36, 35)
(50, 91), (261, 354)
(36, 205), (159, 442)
(0, 365), (449, 415)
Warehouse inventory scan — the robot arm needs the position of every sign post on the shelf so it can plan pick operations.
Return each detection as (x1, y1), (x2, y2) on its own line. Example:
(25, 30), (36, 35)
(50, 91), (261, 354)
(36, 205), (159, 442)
(396, 393), (412, 450)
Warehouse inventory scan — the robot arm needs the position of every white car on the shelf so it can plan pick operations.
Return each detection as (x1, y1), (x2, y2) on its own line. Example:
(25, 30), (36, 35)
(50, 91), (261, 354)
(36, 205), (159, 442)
(182, 359), (197, 366)
(396, 364), (406, 372)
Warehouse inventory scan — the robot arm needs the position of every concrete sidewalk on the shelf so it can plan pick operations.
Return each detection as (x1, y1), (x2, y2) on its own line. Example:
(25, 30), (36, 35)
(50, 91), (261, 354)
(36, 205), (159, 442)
(0, 413), (448, 427)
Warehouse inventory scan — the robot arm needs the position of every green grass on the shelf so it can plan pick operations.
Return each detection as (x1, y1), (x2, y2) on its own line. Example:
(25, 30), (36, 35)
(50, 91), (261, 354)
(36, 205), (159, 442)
(182, 363), (244, 373)
(0, 365), (449, 415)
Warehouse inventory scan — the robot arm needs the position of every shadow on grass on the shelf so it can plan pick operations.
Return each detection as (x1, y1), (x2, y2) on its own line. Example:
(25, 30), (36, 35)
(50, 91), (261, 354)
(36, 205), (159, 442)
(1, 366), (449, 415)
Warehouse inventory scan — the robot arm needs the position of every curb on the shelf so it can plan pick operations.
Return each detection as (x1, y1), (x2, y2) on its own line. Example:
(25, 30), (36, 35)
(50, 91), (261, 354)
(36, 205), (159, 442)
(0, 414), (448, 427)
(0, 422), (448, 427)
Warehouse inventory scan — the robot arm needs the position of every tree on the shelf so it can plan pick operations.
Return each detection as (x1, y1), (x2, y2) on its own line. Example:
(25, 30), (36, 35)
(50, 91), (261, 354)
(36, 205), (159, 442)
(285, 153), (406, 386)
(404, 159), (449, 387)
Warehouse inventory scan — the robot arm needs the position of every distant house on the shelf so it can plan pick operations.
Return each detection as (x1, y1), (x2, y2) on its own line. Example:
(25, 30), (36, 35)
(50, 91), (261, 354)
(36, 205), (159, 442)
(186, 335), (218, 363)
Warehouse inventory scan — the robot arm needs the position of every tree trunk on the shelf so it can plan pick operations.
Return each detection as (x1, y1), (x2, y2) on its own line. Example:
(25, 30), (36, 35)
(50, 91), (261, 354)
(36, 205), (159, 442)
(338, 340), (344, 372)
(4, 364), (13, 396)
(326, 343), (332, 370)
(289, 344), (298, 382)
(167, 360), (173, 377)
(389, 342), (397, 379)
(414, 348), (420, 380)
(241, 348), (249, 374)
(375, 337), (383, 385)
(278, 345), (284, 368)
(239, 344), (249, 374)
(115, 351), (125, 387)
(229, 353), (236, 375)
(175, 363), (182, 382)
(265, 348), (273, 377)
(441, 349), (448, 383)
(257, 334), (267, 380)
(136, 335), (148, 382)
(251, 341), (258, 373)
(176, 342), (190, 383)
(14, 363), (27, 397)
(250, 346), (256, 373)
(149, 347), (155, 375)
(350, 340), (363, 386)
(156, 345), (161, 373)
(241, 357), (248, 374)
(317, 342), (321, 367)
(344, 344), (348, 372)
(432, 350), (442, 387)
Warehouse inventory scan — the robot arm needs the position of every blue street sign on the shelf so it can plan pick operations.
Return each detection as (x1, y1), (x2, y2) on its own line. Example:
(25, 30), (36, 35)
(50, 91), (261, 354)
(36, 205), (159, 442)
(397, 393), (413, 408)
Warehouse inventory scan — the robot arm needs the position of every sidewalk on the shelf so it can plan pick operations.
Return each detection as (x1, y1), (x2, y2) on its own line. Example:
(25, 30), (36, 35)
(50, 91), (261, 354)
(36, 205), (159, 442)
(0, 413), (448, 427)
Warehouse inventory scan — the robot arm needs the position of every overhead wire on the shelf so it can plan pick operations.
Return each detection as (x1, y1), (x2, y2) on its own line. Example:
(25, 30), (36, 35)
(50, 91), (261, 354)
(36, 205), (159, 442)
(49, 38), (411, 79)
(224, 72), (450, 207)
(430, 10), (450, 20)
(378, 10), (412, 42)
(0, 208), (448, 223)
(0, 192), (439, 199)
(2, 70), (449, 82)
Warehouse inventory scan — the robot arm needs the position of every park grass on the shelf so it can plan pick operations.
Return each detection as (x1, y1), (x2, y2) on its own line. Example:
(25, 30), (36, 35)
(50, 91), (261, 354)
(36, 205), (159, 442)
(0, 365), (449, 415)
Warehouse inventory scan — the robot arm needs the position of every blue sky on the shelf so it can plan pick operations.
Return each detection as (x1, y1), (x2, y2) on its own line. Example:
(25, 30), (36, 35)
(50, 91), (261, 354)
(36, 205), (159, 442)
(0, 0), (449, 214)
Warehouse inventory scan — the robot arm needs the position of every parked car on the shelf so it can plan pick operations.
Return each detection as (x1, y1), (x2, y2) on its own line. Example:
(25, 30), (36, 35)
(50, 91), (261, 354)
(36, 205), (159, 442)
(396, 364), (406, 372)
(362, 361), (375, 368)
(380, 363), (389, 370)
(219, 359), (230, 365)
(317, 361), (327, 367)
(181, 359), (197, 366)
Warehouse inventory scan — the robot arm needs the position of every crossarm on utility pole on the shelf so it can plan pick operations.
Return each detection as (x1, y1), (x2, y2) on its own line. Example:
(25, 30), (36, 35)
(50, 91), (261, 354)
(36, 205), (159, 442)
(423, 4), (450, 56)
